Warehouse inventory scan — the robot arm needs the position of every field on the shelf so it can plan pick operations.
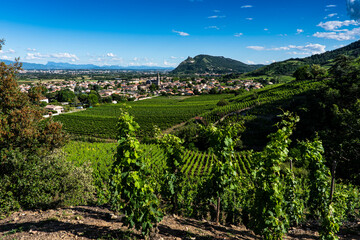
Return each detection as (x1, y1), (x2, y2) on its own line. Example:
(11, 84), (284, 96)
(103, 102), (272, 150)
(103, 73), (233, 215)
(55, 94), (234, 139)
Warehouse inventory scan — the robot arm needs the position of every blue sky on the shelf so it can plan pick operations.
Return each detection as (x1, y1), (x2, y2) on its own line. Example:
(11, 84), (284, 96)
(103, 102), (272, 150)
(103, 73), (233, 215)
(0, 0), (358, 67)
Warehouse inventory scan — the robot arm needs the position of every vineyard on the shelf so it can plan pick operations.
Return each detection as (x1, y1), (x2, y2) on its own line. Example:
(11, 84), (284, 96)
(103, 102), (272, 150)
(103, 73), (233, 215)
(63, 141), (253, 197)
(55, 94), (234, 139)
(201, 79), (327, 124)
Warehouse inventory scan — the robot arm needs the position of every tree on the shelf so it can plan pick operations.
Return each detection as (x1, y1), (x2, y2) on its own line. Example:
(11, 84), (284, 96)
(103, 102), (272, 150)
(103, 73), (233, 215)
(293, 65), (312, 80)
(56, 89), (75, 103)
(149, 83), (159, 92)
(217, 99), (229, 107)
(0, 42), (66, 154)
(310, 64), (327, 79)
(0, 41), (90, 217)
(88, 93), (98, 106)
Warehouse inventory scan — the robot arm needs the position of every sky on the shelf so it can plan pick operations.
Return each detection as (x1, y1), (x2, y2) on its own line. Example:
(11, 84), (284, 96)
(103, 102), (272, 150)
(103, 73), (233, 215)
(0, 0), (359, 67)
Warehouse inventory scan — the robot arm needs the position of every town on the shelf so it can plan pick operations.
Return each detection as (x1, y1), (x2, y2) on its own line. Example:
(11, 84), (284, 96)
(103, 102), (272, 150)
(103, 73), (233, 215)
(18, 71), (265, 114)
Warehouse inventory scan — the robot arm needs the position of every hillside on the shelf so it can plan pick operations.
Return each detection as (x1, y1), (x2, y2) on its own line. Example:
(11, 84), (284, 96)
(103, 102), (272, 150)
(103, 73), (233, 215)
(171, 54), (264, 74)
(248, 39), (360, 76)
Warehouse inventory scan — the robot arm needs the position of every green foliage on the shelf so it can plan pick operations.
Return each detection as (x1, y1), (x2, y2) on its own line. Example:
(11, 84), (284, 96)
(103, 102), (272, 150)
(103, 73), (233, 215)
(283, 169), (305, 227)
(293, 65), (312, 80)
(310, 64), (327, 79)
(64, 141), (117, 204)
(298, 139), (339, 240)
(0, 60), (67, 154)
(56, 89), (75, 103)
(88, 93), (99, 106)
(0, 150), (95, 218)
(248, 112), (299, 239)
(198, 123), (243, 223)
(217, 99), (229, 106)
(109, 107), (162, 237)
(156, 130), (185, 213)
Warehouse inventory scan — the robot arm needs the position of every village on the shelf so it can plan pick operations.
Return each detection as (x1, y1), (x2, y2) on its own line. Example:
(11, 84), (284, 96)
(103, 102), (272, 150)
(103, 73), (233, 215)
(18, 73), (265, 115)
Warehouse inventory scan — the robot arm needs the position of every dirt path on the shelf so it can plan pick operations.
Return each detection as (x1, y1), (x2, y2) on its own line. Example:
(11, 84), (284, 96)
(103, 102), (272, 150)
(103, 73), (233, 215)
(1, 206), (359, 240)
(162, 120), (190, 135)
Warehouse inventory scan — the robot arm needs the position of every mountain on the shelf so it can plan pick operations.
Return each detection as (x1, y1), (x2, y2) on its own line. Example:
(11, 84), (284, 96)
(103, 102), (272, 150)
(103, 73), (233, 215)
(171, 55), (264, 74)
(248, 39), (360, 76)
(0, 60), (174, 71)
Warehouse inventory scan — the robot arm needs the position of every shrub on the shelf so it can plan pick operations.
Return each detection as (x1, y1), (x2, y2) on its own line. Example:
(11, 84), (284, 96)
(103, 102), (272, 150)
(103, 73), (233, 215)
(0, 149), (95, 217)
(217, 99), (229, 106)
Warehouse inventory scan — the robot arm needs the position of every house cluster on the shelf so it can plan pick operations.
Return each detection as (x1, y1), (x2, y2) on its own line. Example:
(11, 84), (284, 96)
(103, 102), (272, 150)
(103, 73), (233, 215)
(19, 76), (263, 102)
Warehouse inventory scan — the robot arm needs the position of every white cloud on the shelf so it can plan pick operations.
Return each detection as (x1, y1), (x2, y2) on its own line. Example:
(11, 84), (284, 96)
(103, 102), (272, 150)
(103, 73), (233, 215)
(50, 53), (79, 61)
(26, 48), (37, 52)
(314, 27), (360, 40)
(264, 60), (277, 64)
(247, 44), (326, 55)
(208, 15), (226, 19)
(247, 46), (265, 50)
(325, 13), (338, 19)
(25, 52), (79, 61)
(246, 18), (253, 20)
(314, 19), (360, 41)
(25, 52), (49, 60)
(317, 20), (359, 31)
(170, 56), (178, 59)
(234, 33), (243, 37)
(163, 60), (177, 67)
(326, 4), (337, 7)
(0, 49), (16, 54)
(241, 5), (253, 8)
(287, 43), (326, 54)
(172, 30), (190, 36)
(271, 46), (291, 50)
(205, 26), (220, 30)
(264, 28), (269, 31)
(128, 61), (158, 67)
(0, 55), (13, 60)
(106, 53), (116, 57)
(247, 60), (255, 64)
(297, 29), (304, 34)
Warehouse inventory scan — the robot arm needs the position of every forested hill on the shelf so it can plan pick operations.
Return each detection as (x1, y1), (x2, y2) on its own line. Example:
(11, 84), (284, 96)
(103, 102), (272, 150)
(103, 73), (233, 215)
(171, 55), (264, 74)
(248, 39), (360, 76)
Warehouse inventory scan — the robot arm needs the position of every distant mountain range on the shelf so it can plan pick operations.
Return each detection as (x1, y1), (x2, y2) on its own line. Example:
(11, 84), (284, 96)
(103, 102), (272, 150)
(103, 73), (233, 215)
(0, 60), (174, 71)
(171, 55), (265, 74)
(248, 39), (360, 76)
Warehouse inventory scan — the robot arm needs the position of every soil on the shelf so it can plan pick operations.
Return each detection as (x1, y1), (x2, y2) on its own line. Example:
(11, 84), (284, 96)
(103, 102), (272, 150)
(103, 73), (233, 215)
(0, 206), (359, 240)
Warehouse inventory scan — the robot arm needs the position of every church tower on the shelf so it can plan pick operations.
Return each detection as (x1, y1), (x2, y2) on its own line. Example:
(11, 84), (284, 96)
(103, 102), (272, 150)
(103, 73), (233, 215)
(156, 72), (161, 86)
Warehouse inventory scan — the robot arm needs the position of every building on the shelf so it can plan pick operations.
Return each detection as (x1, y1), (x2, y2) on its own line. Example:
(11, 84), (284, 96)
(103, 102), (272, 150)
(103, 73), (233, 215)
(44, 105), (64, 114)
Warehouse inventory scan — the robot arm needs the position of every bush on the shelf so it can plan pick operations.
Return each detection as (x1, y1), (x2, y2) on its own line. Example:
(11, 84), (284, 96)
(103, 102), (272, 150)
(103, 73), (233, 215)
(217, 99), (229, 106)
(0, 150), (95, 217)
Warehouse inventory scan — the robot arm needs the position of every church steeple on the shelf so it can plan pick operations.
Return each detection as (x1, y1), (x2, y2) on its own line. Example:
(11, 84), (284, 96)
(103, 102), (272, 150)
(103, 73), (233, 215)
(157, 72), (161, 86)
